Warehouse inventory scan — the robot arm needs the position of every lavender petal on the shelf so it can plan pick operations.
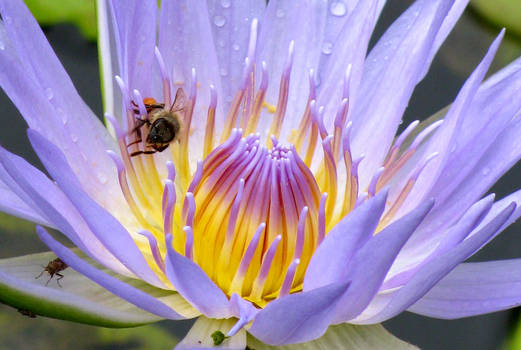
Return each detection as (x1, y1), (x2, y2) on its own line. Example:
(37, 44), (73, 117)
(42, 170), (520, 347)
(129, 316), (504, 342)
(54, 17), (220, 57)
(249, 282), (349, 345)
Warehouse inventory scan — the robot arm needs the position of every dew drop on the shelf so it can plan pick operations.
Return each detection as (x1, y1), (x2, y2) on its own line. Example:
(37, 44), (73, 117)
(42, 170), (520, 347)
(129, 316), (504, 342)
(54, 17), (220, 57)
(213, 15), (226, 27)
(45, 88), (54, 100)
(481, 167), (490, 176)
(321, 41), (333, 55)
(276, 9), (285, 18)
(232, 43), (240, 51)
(329, 1), (347, 17)
(71, 134), (78, 143)
(218, 39), (225, 48)
(220, 67), (228, 76)
(221, 0), (231, 8)
(97, 172), (108, 184)
(0, 41), (5, 51)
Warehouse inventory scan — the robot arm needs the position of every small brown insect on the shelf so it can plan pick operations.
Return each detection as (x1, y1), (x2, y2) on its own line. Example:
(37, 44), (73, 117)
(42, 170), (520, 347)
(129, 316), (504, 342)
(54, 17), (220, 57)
(17, 308), (37, 318)
(128, 88), (187, 157)
(35, 257), (68, 287)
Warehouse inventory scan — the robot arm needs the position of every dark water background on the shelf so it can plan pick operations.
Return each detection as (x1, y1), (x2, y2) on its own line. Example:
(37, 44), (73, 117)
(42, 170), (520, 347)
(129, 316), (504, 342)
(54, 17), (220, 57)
(1, 1), (521, 349)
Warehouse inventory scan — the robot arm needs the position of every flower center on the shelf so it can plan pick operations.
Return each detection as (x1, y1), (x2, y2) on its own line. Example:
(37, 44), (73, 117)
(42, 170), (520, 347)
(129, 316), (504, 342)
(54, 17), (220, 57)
(105, 19), (441, 307)
(189, 131), (321, 305)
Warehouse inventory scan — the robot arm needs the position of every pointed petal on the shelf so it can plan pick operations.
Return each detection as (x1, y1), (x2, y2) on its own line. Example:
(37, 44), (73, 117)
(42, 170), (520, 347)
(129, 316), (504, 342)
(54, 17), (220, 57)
(318, 0), (379, 128)
(109, 0), (157, 97)
(27, 130), (164, 288)
(400, 30), (504, 215)
(304, 190), (388, 290)
(96, 0), (122, 127)
(36, 227), (187, 320)
(0, 146), (128, 276)
(409, 259), (521, 319)
(332, 199), (434, 323)
(247, 323), (418, 350)
(164, 235), (230, 318)
(351, 0), (454, 189)
(206, 0), (265, 102)
(256, 0), (327, 137)
(158, 0), (224, 162)
(0, 0), (120, 205)
(0, 250), (193, 327)
(0, 165), (50, 226)
(249, 282), (349, 345)
(358, 202), (515, 324)
(175, 316), (246, 350)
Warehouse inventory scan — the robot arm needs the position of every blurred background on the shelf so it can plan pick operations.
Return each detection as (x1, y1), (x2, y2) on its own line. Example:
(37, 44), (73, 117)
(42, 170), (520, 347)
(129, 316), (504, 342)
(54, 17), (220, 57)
(1, 0), (521, 349)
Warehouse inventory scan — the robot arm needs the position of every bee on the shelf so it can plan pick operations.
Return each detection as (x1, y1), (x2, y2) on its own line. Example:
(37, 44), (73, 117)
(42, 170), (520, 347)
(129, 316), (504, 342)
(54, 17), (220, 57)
(128, 88), (187, 157)
(35, 257), (68, 287)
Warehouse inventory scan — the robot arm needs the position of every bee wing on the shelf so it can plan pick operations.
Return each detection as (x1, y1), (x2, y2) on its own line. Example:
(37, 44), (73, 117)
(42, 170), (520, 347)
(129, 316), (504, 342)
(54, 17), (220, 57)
(170, 88), (188, 113)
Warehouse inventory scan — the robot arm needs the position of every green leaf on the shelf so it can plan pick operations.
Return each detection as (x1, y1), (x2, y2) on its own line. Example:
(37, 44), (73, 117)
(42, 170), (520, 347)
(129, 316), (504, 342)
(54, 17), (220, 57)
(247, 323), (418, 349)
(0, 304), (179, 349)
(25, 0), (97, 41)
(0, 250), (198, 328)
(471, 0), (521, 39)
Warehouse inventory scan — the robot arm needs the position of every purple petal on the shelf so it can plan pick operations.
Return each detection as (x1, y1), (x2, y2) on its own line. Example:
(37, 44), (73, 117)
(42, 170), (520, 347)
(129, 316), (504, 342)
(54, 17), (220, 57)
(400, 30), (504, 216)
(0, 0), (120, 205)
(318, 0), (380, 129)
(207, 0), (265, 102)
(27, 130), (164, 288)
(109, 0), (157, 97)
(255, 0), (327, 137)
(228, 294), (259, 336)
(36, 226), (184, 320)
(351, 0), (453, 189)
(0, 162), (50, 226)
(164, 235), (230, 318)
(0, 146), (129, 276)
(420, 0), (470, 79)
(409, 259), (521, 318)
(386, 193), (495, 290)
(249, 282), (349, 345)
(358, 202), (516, 324)
(304, 190), (388, 291)
(332, 199), (434, 323)
(158, 0), (224, 160)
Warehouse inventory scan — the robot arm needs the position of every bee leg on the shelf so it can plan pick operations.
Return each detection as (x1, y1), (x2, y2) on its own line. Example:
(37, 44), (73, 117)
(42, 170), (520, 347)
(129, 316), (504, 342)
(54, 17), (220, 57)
(35, 270), (45, 280)
(126, 138), (143, 148)
(45, 275), (53, 286)
(56, 273), (64, 288)
(130, 150), (157, 157)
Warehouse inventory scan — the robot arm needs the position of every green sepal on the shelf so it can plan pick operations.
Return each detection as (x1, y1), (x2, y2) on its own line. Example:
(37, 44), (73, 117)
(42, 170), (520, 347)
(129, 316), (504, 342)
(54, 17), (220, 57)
(0, 250), (166, 328)
(246, 323), (418, 349)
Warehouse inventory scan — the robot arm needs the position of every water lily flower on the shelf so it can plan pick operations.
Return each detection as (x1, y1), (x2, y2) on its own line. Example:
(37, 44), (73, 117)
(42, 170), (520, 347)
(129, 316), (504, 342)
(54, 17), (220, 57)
(2, 0), (521, 349)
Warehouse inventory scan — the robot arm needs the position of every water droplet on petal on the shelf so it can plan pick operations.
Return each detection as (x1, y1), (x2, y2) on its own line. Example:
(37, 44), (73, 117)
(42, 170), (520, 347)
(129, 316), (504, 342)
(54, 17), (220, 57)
(221, 0), (231, 8)
(97, 172), (108, 184)
(276, 9), (285, 18)
(232, 43), (240, 51)
(482, 167), (490, 176)
(0, 41), (5, 51)
(220, 67), (228, 76)
(329, 1), (347, 17)
(214, 15), (226, 27)
(71, 134), (78, 143)
(321, 41), (333, 55)
(45, 88), (54, 101)
(218, 39), (225, 48)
